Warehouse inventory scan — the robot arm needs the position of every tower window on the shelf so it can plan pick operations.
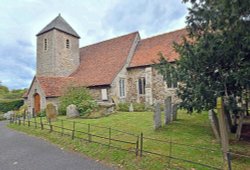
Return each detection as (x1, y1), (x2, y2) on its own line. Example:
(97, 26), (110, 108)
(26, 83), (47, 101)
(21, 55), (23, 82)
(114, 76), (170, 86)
(66, 39), (70, 49)
(44, 39), (48, 50)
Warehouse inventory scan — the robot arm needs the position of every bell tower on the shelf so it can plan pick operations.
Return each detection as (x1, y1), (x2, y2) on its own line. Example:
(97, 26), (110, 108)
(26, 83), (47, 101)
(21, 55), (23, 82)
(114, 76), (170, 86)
(36, 14), (80, 76)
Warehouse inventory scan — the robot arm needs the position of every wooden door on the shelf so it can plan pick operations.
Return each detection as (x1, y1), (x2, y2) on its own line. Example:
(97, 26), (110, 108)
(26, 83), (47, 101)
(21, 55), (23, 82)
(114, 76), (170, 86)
(34, 93), (41, 114)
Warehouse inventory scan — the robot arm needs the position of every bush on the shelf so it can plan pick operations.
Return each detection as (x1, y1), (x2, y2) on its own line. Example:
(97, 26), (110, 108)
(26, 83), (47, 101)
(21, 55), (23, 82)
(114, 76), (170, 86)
(59, 87), (97, 116)
(15, 104), (28, 117)
(118, 103), (130, 112)
(0, 99), (23, 113)
(117, 102), (151, 112)
(37, 110), (46, 117)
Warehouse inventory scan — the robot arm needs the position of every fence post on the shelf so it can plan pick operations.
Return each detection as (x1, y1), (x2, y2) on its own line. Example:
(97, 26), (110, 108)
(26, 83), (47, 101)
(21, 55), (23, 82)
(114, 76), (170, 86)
(40, 117), (43, 130)
(109, 127), (111, 148)
(49, 118), (53, 132)
(136, 135), (139, 156)
(34, 115), (37, 128)
(72, 121), (75, 140)
(140, 132), (143, 157)
(217, 97), (229, 166)
(168, 137), (173, 168)
(88, 124), (91, 142)
(23, 112), (25, 126)
(18, 116), (21, 125)
(28, 115), (30, 127)
(61, 120), (64, 136)
(227, 152), (232, 170)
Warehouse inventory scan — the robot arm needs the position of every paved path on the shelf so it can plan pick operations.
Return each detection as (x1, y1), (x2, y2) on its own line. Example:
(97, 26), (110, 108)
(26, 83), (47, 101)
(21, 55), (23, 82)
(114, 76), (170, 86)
(0, 121), (114, 170)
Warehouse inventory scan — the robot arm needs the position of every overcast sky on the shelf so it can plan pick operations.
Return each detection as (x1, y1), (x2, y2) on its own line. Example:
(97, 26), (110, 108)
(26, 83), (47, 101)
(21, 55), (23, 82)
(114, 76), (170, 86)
(0, 0), (188, 89)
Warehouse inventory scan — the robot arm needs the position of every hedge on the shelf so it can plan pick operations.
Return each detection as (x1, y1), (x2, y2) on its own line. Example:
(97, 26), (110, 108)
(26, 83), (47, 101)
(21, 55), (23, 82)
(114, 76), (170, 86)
(0, 99), (24, 113)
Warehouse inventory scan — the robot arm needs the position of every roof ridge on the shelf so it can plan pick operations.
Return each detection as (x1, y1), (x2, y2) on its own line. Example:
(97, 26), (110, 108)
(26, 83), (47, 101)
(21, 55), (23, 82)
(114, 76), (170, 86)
(140, 28), (186, 41)
(37, 15), (80, 38)
(80, 31), (139, 49)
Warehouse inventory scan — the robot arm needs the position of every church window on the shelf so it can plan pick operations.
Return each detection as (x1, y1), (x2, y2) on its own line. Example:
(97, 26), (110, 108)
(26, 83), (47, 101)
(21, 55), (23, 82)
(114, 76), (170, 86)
(138, 77), (146, 95)
(44, 39), (48, 50)
(66, 39), (70, 49)
(119, 78), (125, 97)
(166, 74), (178, 88)
(101, 89), (108, 100)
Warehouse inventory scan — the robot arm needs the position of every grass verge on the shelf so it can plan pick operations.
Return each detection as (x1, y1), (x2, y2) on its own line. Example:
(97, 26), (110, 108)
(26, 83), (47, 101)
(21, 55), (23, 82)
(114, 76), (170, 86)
(8, 111), (250, 170)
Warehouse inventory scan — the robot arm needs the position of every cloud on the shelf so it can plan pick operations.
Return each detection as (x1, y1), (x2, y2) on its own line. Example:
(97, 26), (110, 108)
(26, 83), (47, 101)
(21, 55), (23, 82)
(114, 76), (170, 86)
(102, 0), (188, 38)
(0, 0), (188, 89)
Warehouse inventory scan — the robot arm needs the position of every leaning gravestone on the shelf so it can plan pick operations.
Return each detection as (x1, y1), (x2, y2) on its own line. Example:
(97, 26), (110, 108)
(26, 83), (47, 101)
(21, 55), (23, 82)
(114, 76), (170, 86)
(46, 103), (57, 121)
(208, 110), (220, 141)
(129, 103), (134, 112)
(172, 104), (178, 121)
(111, 96), (119, 110)
(164, 96), (172, 125)
(66, 104), (80, 118)
(153, 102), (161, 130)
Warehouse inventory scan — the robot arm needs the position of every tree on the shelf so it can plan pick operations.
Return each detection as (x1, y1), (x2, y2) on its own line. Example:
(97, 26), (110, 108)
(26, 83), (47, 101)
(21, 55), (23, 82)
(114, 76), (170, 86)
(156, 0), (250, 113)
(58, 86), (97, 116)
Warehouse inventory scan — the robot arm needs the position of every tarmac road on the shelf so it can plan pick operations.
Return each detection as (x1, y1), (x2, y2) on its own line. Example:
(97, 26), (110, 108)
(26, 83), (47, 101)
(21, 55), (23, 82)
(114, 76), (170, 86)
(0, 121), (114, 170)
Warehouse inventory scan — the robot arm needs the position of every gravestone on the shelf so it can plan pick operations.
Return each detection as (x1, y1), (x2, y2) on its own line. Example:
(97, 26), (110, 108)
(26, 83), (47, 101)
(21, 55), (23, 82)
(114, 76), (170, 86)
(66, 104), (80, 118)
(172, 104), (178, 121)
(164, 96), (172, 125)
(208, 110), (220, 141)
(46, 103), (57, 121)
(153, 102), (161, 130)
(129, 103), (134, 112)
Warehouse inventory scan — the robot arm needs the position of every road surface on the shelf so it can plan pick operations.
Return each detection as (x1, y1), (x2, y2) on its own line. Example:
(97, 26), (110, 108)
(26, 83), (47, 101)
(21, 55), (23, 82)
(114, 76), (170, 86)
(0, 121), (115, 170)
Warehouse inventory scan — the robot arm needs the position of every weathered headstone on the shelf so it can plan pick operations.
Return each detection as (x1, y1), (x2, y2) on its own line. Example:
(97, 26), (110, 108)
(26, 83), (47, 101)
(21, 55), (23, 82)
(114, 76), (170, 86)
(129, 103), (134, 112)
(208, 110), (220, 141)
(46, 103), (57, 121)
(153, 102), (161, 130)
(66, 104), (80, 118)
(3, 111), (15, 120)
(172, 104), (178, 121)
(164, 96), (172, 125)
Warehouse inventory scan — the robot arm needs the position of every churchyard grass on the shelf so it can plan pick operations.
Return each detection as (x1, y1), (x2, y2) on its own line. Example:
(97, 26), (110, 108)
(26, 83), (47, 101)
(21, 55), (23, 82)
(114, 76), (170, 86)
(8, 111), (250, 170)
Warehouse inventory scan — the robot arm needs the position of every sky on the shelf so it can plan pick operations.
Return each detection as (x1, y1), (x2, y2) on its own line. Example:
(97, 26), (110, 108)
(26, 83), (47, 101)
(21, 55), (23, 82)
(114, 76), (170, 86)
(0, 0), (188, 90)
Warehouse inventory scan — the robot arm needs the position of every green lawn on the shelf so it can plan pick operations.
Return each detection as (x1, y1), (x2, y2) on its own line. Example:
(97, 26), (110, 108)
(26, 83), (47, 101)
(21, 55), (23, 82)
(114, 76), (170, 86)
(9, 111), (250, 170)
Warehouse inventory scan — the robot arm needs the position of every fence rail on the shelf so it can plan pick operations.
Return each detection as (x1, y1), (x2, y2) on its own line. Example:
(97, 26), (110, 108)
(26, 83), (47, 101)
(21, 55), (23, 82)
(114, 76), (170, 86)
(9, 115), (250, 170)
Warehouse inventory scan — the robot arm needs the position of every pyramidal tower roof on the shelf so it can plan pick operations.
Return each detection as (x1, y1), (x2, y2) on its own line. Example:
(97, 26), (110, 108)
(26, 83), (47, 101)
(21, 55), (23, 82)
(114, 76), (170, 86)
(37, 14), (80, 38)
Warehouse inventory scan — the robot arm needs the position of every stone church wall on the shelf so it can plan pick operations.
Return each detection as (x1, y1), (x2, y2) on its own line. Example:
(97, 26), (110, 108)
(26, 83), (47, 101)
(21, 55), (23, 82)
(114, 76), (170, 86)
(127, 66), (178, 104)
(37, 29), (79, 77)
(24, 78), (47, 114)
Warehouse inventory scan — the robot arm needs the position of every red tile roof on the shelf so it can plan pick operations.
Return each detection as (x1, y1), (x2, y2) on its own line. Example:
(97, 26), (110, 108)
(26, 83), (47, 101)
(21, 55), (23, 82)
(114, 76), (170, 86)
(37, 76), (77, 97)
(129, 28), (187, 68)
(70, 32), (138, 86)
(25, 29), (187, 98)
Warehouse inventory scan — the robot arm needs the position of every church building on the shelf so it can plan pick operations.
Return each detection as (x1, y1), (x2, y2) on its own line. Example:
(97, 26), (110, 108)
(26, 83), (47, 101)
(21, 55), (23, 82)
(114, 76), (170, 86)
(23, 15), (186, 114)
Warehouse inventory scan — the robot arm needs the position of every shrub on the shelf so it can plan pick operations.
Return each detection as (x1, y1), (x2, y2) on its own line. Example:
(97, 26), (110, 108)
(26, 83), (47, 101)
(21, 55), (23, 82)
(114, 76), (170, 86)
(117, 102), (151, 112)
(59, 86), (97, 116)
(118, 103), (130, 112)
(37, 110), (46, 117)
(15, 104), (28, 117)
(0, 99), (23, 113)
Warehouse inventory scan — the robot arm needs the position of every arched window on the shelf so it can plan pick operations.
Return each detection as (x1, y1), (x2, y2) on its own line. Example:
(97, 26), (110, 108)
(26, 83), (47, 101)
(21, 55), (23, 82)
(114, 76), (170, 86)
(44, 39), (48, 50)
(66, 39), (70, 49)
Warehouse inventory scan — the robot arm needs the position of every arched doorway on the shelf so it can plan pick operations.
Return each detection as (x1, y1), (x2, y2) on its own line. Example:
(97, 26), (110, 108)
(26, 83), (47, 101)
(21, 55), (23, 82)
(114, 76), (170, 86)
(34, 93), (41, 115)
